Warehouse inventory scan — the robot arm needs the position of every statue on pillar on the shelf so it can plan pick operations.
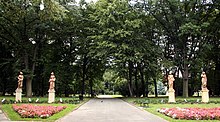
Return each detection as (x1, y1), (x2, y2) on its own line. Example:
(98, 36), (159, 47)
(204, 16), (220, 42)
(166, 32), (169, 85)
(48, 72), (56, 103)
(15, 71), (23, 102)
(17, 72), (23, 89)
(49, 72), (56, 90)
(201, 71), (209, 103)
(167, 73), (176, 103)
(168, 74), (175, 90)
(201, 71), (207, 91)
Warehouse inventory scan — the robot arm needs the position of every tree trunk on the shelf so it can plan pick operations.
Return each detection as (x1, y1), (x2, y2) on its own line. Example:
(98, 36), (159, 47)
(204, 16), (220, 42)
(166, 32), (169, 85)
(24, 50), (32, 97)
(65, 87), (69, 97)
(134, 65), (139, 97)
(146, 77), (149, 97)
(2, 78), (6, 96)
(182, 62), (189, 97)
(26, 75), (32, 97)
(128, 61), (133, 97)
(24, 41), (38, 97)
(182, 37), (189, 98)
(41, 78), (44, 97)
(215, 61), (220, 95)
(81, 55), (87, 98)
(89, 80), (94, 97)
(82, 66), (85, 96)
(2, 91), (6, 96)
(154, 78), (158, 97)
(139, 63), (145, 97)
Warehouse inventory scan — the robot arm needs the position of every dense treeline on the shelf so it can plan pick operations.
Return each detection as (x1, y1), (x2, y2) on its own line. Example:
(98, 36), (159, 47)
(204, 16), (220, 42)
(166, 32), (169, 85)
(0, 0), (219, 98)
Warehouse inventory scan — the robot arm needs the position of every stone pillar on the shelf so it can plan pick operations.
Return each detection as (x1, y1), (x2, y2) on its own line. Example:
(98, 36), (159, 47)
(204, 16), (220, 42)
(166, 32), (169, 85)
(202, 89), (209, 103)
(15, 71), (23, 102)
(48, 72), (56, 103)
(48, 89), (55, 103)
(167, 74), (175, 103)
(201, 72), (209, 103)
(168, 89), (176, 103)
(15, 88), (22, 102)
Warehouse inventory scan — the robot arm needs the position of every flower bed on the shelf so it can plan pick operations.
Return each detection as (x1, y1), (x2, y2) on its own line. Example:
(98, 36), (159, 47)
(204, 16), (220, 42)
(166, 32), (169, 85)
(158, 107), (220, 120)
(12, 104), (66, 118)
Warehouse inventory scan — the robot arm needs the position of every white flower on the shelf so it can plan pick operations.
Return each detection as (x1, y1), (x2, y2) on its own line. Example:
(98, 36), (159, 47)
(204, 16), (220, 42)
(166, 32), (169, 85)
(1, 98), (5, 103)
(160, 109), (167, 113)
(36, 98), (39, 102)
(172, 114), (177, 119)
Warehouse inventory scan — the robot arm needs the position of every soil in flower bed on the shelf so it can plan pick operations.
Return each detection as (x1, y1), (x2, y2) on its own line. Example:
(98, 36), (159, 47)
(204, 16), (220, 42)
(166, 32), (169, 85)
(158, 107), (220, 120)
(12, 104), (66, 118)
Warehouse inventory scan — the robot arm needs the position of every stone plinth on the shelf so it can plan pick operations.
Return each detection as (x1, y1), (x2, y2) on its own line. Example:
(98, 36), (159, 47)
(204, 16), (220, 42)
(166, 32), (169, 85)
(15, 88), (22, 102)
(168, 89), (176, 103)
(48, 89), (55, 103)
(202, 89), (209, 103)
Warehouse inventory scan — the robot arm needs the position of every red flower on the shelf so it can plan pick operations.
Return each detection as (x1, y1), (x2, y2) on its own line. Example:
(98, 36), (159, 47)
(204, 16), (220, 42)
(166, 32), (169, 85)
(158, 107), (220, 120)
(12, 104), (66, 118)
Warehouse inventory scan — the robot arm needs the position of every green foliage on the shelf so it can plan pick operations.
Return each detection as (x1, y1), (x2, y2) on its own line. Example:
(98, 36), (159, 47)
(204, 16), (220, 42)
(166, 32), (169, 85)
(0, 0), (220, 97)
(157, 81), (166, 95)
(145, 0), (220, 97)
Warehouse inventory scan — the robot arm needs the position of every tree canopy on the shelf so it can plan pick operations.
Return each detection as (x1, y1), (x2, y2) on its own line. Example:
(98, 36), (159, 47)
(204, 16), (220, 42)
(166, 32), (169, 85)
(0, 0), (220, 98)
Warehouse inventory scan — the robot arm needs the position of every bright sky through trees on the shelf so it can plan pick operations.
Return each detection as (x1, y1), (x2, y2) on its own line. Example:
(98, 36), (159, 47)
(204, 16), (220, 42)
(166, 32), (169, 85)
(75, 0), (98, 3)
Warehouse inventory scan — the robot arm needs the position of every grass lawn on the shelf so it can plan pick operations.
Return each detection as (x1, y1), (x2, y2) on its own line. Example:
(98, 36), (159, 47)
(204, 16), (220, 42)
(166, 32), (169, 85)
(0, 96), (90, 121)
(124, 97), (220, 122)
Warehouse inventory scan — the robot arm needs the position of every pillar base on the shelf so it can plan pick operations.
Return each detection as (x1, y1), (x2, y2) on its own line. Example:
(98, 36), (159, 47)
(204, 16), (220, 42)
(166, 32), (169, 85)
(168, 89), (176, 103)
(15, 88), (22, 102)
(202, 89), (209, 103)
(48, 89), (55, 103)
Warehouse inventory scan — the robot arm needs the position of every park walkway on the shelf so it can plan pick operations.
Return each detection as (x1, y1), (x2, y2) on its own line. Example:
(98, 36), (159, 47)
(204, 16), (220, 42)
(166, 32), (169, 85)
(57, 97), (168, 122)
(0, 109), (10, 122)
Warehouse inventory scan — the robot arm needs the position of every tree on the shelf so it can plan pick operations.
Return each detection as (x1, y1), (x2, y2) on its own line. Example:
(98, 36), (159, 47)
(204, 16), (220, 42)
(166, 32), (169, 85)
(147, 0), (215, 97)
(0, 0), (68, 97)
(0, 42), (17, 95)
(89, 0), (161, 97)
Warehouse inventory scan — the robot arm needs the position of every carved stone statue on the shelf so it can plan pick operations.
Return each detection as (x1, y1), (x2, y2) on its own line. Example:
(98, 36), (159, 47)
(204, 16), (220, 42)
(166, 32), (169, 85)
(16, 71), (23, 102)
(48, 72), (56, 103)
(167, 74), (176, 103)
(201, 71), (207, 90)
(49, 72), (56, 90)
(168, 74), (175, 90)
(17, 72), (23, 89)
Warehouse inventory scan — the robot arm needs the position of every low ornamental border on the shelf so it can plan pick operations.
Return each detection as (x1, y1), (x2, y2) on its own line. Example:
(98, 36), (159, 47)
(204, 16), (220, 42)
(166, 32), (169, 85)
(133, 99), (220, 104)
(1, 98), (80, 104)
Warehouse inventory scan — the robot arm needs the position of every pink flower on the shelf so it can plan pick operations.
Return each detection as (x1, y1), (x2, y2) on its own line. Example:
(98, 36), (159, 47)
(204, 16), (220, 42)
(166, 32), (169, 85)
(12, 104), (66, 118)
(158, 107), (220, 120)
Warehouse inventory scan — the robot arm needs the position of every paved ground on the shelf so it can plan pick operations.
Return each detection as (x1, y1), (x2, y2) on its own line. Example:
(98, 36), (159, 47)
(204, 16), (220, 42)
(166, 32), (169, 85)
(0, 109), (10, 122)
(57, 98), (168, 122)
